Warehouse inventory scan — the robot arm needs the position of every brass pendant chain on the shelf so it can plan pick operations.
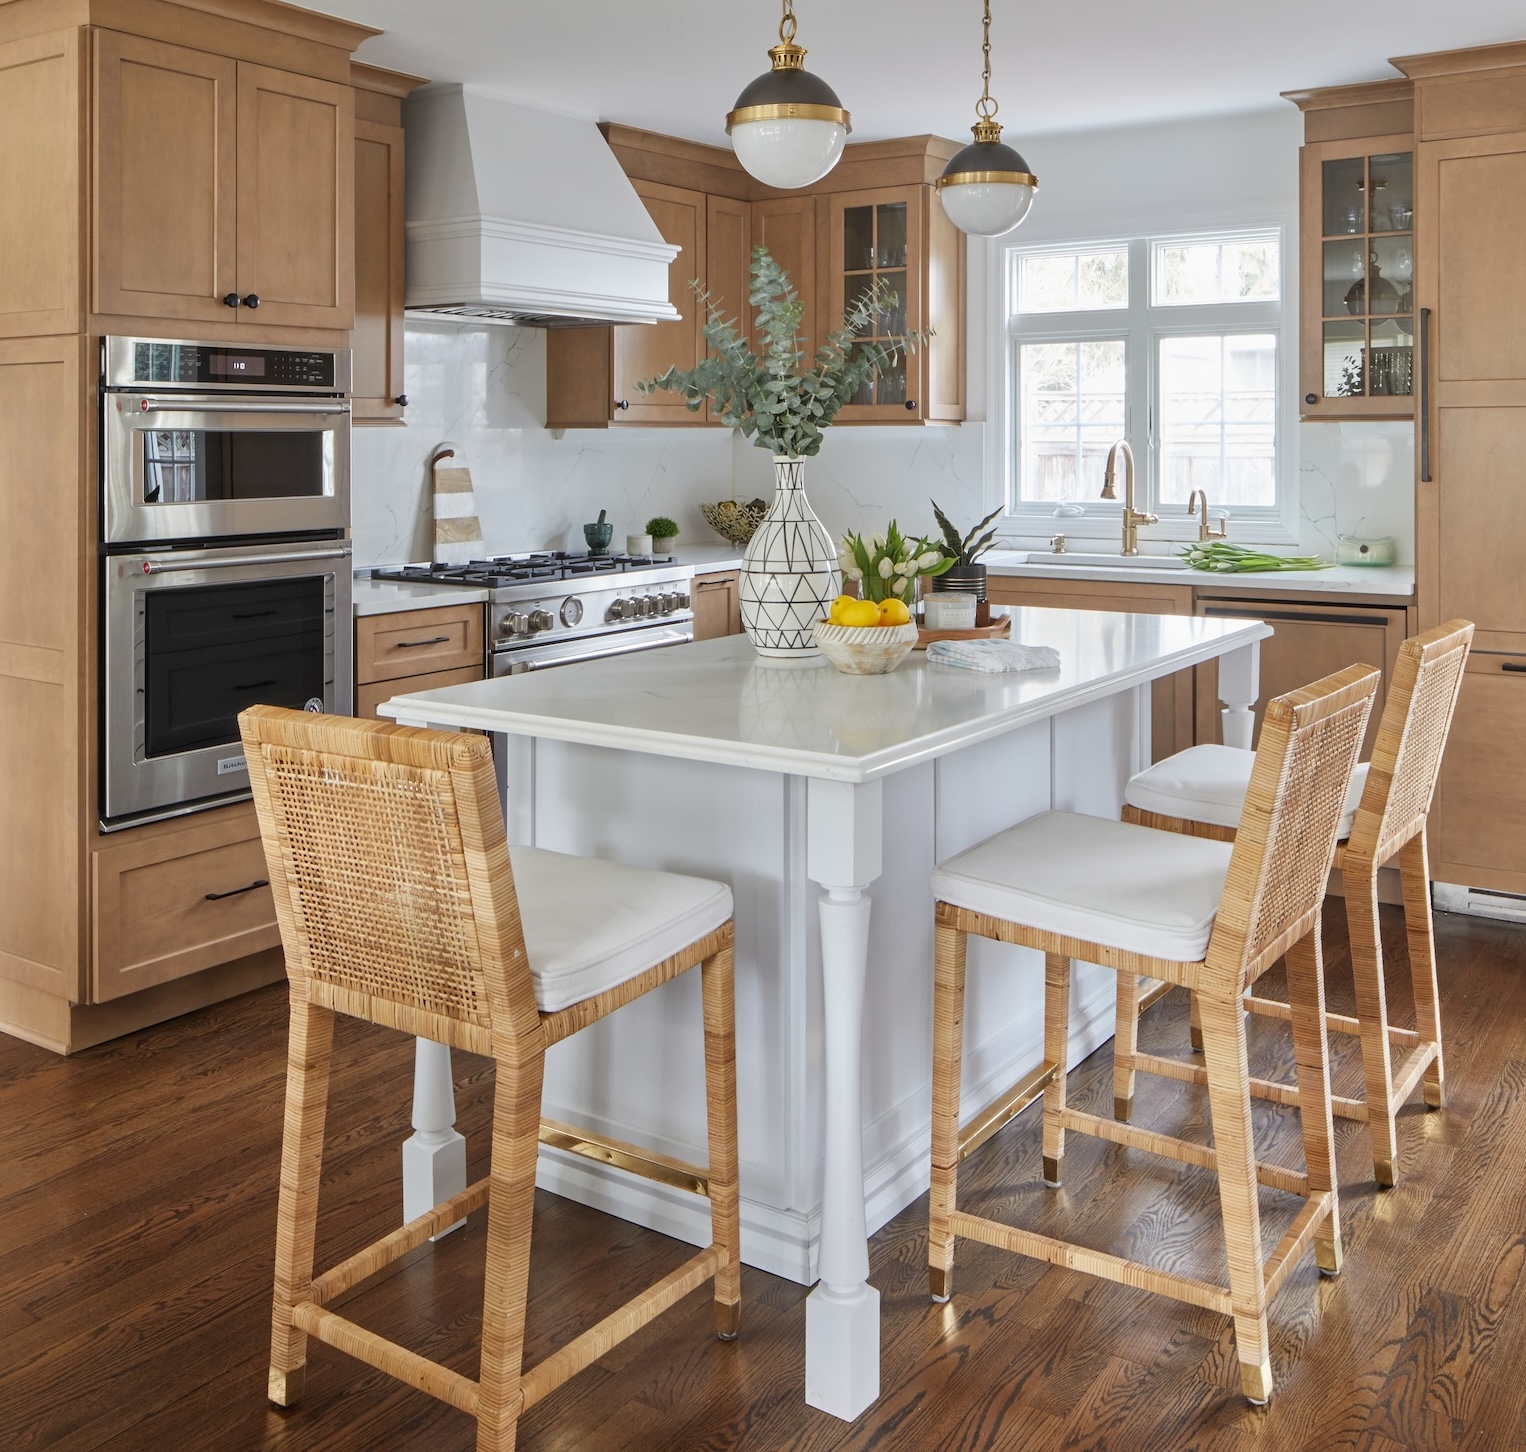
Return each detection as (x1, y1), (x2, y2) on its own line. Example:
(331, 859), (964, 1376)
(779, 0), (798, 46)
(977, 0), (998, 121)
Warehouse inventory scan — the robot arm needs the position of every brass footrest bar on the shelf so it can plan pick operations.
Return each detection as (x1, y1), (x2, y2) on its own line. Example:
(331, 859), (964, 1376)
(1137, 979), (1176, 1014)
(1244, 995), (1421, 1046)
(518, 1245), (724, 1410)
(1132, 1050), (1367, 1123)
(949, 1209), (1234, 1315)
(1057, 1105), (1309, 1198)
(539, 1118), (710, 1197)
(1389, 1042), (1441, 1110)
(291, 1302), (482, 1416)
(1261, 1192), (1336, 1303)
(957, 1061), (1057, 1162)
(309, 1176), (492, 1307)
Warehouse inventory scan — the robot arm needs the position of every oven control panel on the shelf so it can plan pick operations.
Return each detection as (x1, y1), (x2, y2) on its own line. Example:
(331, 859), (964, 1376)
(103, 336), (352, 395)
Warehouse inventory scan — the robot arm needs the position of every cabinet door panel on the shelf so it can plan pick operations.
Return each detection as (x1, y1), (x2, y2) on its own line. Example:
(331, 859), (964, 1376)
(236, 63), (353, 329)
(703, 195), (749, 424)
(94, 30), (237, 325)
(613, 179), (704, 424)
(752, 195), (818, 358)
(1434, 653), (1526, 890)
(357, 664), (483, 720)
(351, 117), (405, 421)
(355, 604), (485, 685)
(692, 571), (741, 640)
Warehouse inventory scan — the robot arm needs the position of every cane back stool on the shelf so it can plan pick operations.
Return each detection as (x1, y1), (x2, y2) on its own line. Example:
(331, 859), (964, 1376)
(929, 664), (1379, 1403)
(240, 706), (742, 1452)
(1114, 621), (1473, 1187)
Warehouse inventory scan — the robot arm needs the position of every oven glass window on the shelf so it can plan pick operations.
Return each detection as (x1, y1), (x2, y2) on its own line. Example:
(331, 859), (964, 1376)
(142, 429), (327, 504)
(143, 578), (326, 756)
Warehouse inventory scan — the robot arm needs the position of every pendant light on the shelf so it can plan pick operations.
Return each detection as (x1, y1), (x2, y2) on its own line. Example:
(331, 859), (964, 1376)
(937, 0), (1037, 236)
(727, 0), (850, 190)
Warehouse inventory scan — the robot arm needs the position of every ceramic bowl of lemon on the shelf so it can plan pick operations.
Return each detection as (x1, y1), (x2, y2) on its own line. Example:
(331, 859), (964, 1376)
(813, 595), (918, 675)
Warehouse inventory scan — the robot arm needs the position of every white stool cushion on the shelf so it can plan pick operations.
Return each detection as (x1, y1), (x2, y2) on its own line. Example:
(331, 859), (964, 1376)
(932, 811), (1234, 963)
(509, 846), (732, 1013)
(1125, 744), (1370, 839)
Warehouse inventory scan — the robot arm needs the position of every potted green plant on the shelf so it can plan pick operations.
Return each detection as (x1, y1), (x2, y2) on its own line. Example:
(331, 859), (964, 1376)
(929, 501), (1004, 615)
(639, 245), (923, 658)
(645, 515), (680, 556)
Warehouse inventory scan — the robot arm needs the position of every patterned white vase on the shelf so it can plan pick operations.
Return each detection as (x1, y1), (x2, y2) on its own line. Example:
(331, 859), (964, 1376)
(739, 456), (841, 658)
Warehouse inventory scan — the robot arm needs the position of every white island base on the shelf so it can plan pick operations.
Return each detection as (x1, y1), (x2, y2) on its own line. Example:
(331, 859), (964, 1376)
(383, 609), (1268, 1421)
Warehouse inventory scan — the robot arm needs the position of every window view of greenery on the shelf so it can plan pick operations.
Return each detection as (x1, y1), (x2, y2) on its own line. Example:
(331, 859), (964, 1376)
(1018, 249), (1128, 313)
(1153, 236), (1279, 306)
(1018, 340), (1126, 503)
(1157, 334), (1277, 507)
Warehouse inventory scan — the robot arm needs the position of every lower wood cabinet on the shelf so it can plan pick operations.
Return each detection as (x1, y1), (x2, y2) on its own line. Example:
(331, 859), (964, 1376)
(355, 601), (486, 719)
(1193, 594), (1409, 756)
(986, 577), (1196, 761)
(92, 805), (279, 1002)
(692, 570), (741, 641)
(357, 664), (484, 720)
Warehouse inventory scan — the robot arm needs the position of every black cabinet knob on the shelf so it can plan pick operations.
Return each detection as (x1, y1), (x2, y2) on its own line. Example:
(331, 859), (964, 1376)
(614, 399), (630, 411)
(1304, 392), (1318, 405)
(393, 394), (408, 407)
(904, 399), (917, 411)
(242, 293), (261, 309)
(223, 292), (241, 308)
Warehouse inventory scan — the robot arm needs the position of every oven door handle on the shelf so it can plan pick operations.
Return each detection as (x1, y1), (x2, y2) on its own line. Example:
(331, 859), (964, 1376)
(132, 398), (349, 416)
(139, 547), (351, 575)
(512, 627), (693, 672)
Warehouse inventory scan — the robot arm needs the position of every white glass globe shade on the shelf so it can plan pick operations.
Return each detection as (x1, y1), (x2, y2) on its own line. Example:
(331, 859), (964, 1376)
(731, 117), (848, 190)
(938, 180), (1036, 237)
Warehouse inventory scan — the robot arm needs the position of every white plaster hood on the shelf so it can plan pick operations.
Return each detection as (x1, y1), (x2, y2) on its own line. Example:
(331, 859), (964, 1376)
(403, 86), (681, 327)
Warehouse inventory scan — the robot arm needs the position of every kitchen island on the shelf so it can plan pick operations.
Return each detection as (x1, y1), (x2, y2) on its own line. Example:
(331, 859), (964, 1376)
(380, 607), (1270, 1420)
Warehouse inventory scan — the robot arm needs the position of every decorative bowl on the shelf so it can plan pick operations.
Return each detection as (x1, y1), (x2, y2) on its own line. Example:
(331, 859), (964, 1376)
(701, 499), (769, 548)
(812, 620), (919, 675)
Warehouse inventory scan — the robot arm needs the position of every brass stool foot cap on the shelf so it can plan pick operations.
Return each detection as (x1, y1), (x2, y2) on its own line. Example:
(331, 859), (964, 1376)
(1239, 1358), (1273, 1404)
(1424, 1081), (1445, 1110)
(1042, 1155), (1062, 1188)
(929, 1266), (951, 1302)
(268, 1366), (305, 1407)
(1374, 1157), (1397, 1189)
(1316, 1236), (1344, 1277)
(1189, 1027), (1204, 1053)
(1113, 1093), (1133, 1123)
(715, 1301), (741, 1340)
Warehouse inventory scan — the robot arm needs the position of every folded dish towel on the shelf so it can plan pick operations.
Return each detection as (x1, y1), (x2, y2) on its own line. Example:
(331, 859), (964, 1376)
(926, 640), (1061, 673)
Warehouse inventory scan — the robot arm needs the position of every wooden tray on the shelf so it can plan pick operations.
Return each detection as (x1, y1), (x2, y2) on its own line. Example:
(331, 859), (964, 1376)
(914, 614), (1012, 649)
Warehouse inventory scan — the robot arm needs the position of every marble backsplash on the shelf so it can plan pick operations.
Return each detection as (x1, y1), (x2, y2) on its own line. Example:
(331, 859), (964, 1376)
(351, 321), (1414, 568)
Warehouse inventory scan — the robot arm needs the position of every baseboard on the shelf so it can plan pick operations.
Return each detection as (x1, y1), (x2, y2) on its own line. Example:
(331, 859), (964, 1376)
(1434, 882), (1526, 926)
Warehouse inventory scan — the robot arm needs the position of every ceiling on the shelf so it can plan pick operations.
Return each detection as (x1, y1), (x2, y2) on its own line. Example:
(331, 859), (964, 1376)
(318, 1), (1524, 147)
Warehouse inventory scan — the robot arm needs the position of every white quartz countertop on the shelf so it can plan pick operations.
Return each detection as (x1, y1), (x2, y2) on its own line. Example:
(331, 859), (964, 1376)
(674, 544), (745, 573)
(985, 550), (1414, 598)
(380, 609), (1270, 783)
(352, 578), (492, 616)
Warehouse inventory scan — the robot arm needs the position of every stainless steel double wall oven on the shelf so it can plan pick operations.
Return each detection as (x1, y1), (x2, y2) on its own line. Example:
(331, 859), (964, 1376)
(100, 337), (353, 828)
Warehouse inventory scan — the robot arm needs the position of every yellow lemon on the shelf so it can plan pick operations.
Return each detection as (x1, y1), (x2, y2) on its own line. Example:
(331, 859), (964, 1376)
(877, 597), (911, 626)
(828, 594), (859, 625)
(838, 599), (882, 629)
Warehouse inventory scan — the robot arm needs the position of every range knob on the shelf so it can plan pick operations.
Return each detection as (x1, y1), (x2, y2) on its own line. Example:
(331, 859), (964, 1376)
(501, 611), (529, 638)
(675, 590), (691, 609)
(658, 592), (675, 615)
(529, 609), (554, 633)
(614, 597), (638, 620)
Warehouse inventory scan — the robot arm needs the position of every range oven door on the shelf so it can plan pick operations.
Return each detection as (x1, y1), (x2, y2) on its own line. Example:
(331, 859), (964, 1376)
(102, 541), (352, 829)
(492, 623), (693, 675)
(102, 391), (349, 546)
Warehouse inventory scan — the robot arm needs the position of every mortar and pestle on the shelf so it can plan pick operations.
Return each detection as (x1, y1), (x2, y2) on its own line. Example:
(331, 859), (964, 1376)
(583, 509), (613, 555)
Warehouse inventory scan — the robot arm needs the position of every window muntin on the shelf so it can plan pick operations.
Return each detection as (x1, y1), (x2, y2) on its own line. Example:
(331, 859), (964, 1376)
(1017, 248), (1128, 313)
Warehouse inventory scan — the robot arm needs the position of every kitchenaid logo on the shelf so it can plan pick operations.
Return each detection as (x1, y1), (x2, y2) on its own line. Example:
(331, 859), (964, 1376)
(217, 755), (247, 776)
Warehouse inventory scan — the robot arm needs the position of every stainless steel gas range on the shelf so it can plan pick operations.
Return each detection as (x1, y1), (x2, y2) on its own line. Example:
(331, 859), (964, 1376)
(372, 553), (696, 675)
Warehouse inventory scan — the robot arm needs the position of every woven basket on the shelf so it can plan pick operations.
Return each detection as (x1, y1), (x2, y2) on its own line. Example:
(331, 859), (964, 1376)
(700, 499), (769, 548)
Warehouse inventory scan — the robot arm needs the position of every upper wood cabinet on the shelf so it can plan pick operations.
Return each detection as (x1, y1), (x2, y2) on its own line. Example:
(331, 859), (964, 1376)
(1286, 81), (1416, 421)
(351, 64), (422, 423)
(751, 194), (817, 358)
(93, 30), (354, 331)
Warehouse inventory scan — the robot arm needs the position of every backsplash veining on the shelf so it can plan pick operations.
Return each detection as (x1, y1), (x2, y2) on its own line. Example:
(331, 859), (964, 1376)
(1297, 421), (1415, 562)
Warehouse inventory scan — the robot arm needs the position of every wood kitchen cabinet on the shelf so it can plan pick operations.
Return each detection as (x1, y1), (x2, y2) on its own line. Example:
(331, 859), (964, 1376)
(1286, 80), (1416, 420)
(354, 603), (487, 720)
(692, 570), (742, 641)
(351, 63), (423, 422)
(986, 577), (1196, 761)
(93, 31), (355, 332)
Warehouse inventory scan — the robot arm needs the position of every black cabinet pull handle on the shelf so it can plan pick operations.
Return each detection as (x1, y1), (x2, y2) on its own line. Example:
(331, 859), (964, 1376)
(223, 292), (241, 308)
(206, 878), (268, 901)
(395, 634), (450, 648)
(1503, 662), (1526, 674)
(1420, 308), (1432, 483)
(242, 293), (261, 309)
(235, 679), (278, 691)
(232, 610), (277, 620)
(614, 399), (630, 411)
(393, 394), (408, 407)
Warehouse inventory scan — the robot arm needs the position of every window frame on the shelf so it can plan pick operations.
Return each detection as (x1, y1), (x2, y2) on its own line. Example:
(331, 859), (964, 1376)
(995, 229), (1299, 546)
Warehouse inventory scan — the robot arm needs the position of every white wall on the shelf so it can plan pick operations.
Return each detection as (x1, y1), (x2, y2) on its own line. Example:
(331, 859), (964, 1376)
(352, 108), (1413, 566)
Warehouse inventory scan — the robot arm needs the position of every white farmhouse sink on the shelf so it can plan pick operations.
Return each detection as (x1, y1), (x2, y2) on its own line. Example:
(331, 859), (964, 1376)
(1011, 552), (1188, 570)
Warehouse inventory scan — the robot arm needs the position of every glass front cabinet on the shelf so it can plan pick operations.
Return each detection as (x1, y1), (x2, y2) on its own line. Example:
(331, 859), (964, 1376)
(1290, 82), (1417, 419)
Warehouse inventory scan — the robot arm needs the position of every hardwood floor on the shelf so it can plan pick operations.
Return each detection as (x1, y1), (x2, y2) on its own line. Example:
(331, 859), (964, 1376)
(3, 901), (1524, 1450)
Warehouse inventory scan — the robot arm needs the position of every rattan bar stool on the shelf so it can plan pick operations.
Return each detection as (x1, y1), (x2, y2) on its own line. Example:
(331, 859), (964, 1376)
(929, 665), (1379, 1404)
(239, 706), (742, 1452)
(1113, 621), (1473, 1187)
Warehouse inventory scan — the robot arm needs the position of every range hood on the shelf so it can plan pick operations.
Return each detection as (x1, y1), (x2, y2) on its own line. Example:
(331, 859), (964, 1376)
(403, 87), (681, 327)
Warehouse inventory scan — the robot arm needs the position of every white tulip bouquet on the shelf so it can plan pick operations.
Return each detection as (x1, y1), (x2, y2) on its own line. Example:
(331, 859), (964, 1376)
(838, 521), (953, 605)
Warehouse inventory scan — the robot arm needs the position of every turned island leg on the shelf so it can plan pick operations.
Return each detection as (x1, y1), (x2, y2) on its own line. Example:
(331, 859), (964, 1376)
(1218, 641), (1262, 750)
